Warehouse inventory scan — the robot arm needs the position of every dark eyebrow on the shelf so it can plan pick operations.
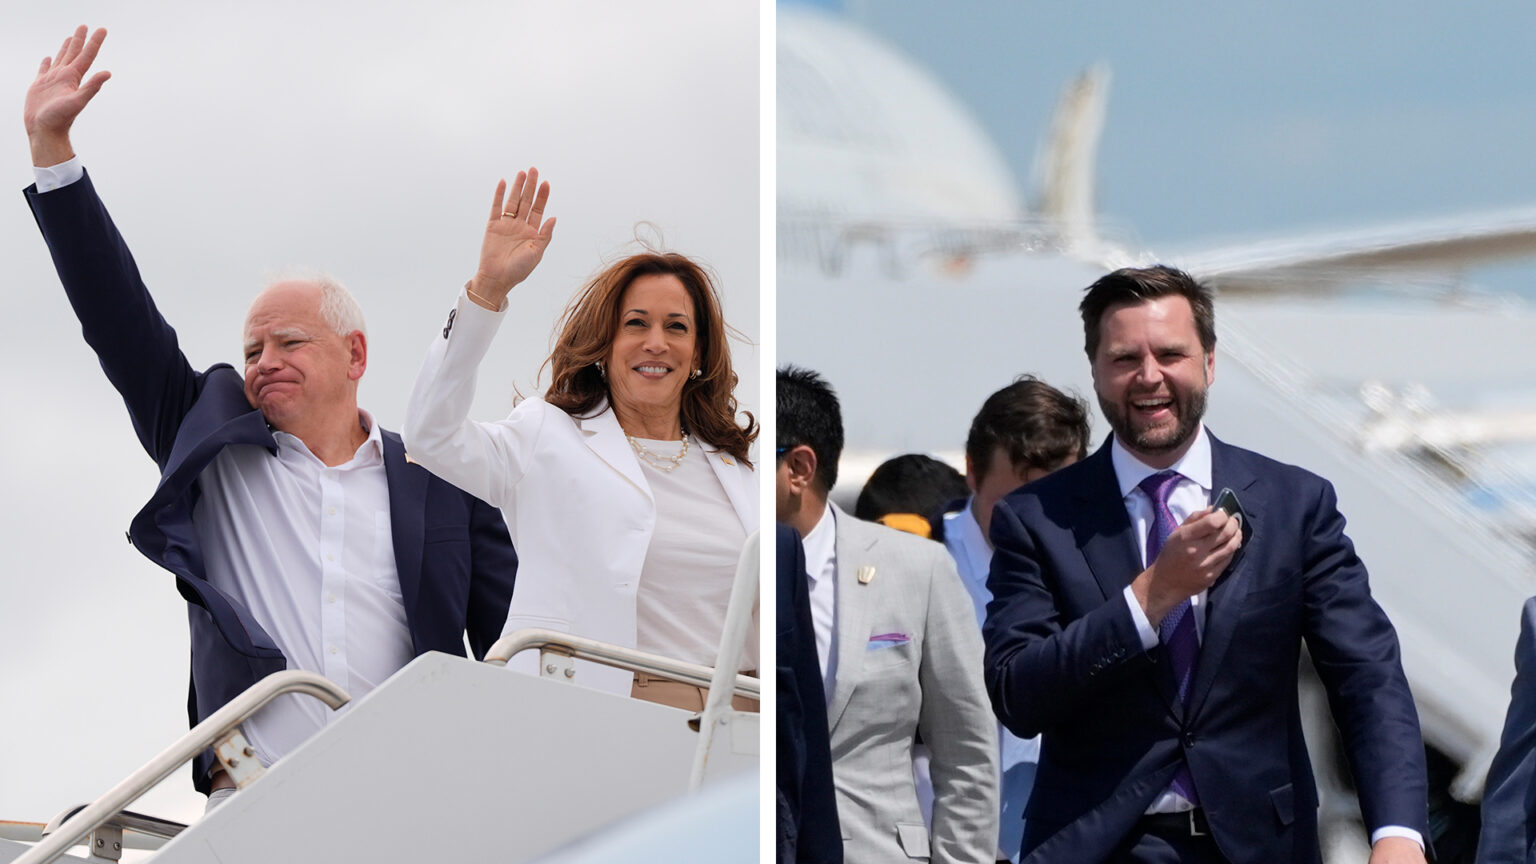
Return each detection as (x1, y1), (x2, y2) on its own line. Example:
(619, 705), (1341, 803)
(623, 308), (691, 320)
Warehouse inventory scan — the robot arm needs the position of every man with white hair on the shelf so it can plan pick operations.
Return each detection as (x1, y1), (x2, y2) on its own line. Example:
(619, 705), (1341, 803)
(22, 26), (518, 804)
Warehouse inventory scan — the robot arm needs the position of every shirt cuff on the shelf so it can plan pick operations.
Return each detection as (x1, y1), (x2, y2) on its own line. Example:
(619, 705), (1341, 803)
(1122, 585), (1159, 651)
(1370, 825), (1423, 850)
(34, 157), (84, 193)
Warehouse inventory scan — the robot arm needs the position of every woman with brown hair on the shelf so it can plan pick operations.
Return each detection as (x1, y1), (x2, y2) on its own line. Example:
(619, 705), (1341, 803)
(404, 169), (758, 709)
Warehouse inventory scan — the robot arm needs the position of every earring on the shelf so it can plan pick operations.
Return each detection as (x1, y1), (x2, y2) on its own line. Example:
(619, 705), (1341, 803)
(689, 368), (701, 380)
(595, 360), (606, 380)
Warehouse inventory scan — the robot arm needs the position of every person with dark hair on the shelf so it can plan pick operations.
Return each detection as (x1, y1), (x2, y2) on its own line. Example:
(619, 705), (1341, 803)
(957, 375), (1092, 551)
(406, 174), (758, 711)
(984, 266), (1431, 863)
(854, 454), (969, 539)
(21, 27), (518, 805)
(923, 375), (1090, 863)
(776, 365), (997, 864)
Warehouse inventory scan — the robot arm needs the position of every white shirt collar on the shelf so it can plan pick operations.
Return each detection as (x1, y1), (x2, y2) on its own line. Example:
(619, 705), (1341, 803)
(272, 409), (384, 467)
(800, 501), (837, 583)
(1110, 424), (1213, 498)
(943, 499), (990, 583)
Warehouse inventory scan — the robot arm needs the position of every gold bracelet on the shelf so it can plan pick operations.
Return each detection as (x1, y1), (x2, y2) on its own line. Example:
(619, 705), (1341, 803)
(464, 280), (502, 311)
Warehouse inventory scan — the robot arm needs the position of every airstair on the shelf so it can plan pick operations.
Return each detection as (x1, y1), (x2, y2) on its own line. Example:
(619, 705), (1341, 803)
(1, 533), (762, 863)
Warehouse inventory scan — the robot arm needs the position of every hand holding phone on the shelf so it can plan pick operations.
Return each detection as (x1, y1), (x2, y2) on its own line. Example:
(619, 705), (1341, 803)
(1213, 487), (1246, 527)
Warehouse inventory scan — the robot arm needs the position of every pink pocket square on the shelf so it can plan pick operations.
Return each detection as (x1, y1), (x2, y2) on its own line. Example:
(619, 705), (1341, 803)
(868, 632), (910, 649)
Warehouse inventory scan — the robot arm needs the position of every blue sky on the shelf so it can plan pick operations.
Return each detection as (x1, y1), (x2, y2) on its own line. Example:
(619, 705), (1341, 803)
(789, 0), (1536, 281)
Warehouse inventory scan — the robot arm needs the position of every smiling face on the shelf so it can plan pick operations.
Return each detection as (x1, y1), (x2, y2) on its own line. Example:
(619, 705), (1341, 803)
(242, 280), (365, 434)
(603, 273), (699, 428)
(1090, 295), (1214, 468)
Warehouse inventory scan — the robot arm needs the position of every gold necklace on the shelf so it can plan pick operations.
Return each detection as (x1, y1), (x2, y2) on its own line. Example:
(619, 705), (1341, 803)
(626, 431), (689, 472)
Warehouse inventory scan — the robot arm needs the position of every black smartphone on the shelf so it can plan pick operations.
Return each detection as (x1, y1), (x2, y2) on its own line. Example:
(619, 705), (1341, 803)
(1213, 487), (1246, 527)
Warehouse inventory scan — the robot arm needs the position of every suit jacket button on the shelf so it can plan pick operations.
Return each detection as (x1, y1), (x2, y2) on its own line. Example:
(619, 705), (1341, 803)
(1182, 732), (1196, 748)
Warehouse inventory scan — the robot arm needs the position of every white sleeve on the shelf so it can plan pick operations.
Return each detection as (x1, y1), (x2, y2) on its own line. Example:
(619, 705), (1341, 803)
(1122, 585), (1160, 651)
(1368, 826), (1424, 851)
(34, 157), (85, 192)
(402, 287), (543, 508)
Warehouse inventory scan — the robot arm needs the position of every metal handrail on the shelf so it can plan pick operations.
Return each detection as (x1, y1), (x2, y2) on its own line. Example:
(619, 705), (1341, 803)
(39, 804), (185, 847)
(14, 670), (349, 864)
(484, 630), (760, 701)
(690, 529), (760, 788)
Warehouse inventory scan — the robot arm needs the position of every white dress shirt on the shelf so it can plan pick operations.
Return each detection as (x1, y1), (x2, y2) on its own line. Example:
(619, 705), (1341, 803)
(195, 411), (411, 768)
(1114, 428), (1215, 652)
(800, 502), (839, 704)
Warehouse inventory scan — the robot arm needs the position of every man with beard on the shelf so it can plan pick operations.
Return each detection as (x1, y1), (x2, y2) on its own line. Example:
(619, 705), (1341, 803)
(982, 266), (1431, 864)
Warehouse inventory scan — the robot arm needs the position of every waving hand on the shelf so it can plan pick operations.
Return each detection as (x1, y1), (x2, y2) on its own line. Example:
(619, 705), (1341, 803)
(468, 168), (556, 309)
(24, 26), (111, 167)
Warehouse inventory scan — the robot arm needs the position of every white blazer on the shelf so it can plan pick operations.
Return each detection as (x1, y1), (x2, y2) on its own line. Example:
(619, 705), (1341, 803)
(403, 293), (758, 695)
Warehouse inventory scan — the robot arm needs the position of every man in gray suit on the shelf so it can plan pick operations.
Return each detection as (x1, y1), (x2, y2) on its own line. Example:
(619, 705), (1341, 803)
(1478, 596), (1536, 863)
(776, 365), (999, 864)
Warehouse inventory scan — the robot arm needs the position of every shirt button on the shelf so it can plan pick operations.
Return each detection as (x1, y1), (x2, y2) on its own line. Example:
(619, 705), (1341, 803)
(328, 507), (337, 516)
(327, 594), (337, 604)
(329, 645), (339, 655)
(327, 554), (335, 562)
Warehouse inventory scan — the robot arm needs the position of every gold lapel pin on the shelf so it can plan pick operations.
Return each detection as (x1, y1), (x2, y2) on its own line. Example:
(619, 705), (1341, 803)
(857, 566), (876, 585)
(721, 454), (734, 466)
(404, 453), (421, 466)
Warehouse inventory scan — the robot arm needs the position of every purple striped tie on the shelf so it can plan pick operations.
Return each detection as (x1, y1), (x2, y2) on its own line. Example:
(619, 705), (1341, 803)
(1139, 470), (1200, 805)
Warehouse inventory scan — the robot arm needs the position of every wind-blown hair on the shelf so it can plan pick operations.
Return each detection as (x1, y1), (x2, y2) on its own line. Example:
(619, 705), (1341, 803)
(542, 252), (757, 465)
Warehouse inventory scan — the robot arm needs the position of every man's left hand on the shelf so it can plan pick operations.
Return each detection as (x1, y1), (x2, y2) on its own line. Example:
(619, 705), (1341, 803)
(1368, 836), (1427, 864)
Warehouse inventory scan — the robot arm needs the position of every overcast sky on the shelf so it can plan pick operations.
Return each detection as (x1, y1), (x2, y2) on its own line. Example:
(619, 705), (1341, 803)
(0, 1), (758, 827)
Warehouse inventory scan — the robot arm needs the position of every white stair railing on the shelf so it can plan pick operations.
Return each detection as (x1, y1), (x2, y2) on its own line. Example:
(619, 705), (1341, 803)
(13, 671), (349, 864)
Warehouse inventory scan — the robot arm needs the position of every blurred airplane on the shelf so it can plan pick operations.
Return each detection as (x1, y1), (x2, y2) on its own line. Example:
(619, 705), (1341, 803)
(777, 6), (1536, 861)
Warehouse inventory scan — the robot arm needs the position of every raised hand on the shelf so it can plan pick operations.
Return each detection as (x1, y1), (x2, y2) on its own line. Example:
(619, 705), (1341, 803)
(468, 168), (556, 309)
(24, 26), (111, 167)
(1133, 507), (1242, 626)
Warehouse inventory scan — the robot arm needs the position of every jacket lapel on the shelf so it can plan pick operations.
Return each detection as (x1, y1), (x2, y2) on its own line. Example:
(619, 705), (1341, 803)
(1073, 439), (1143, 602)
(577, 404), (654, 503)
(702, 444), (756, 533)
(1073, 438), (1181, 715)
(826, 505), (874, 734)
(1186, 433), (1260, 721)
(383, 431), (428, 630)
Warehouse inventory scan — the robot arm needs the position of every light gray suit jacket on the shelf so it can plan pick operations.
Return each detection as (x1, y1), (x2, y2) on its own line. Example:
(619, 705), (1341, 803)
(826, 506), (999, 863)
(1478, 596), (1536, 864)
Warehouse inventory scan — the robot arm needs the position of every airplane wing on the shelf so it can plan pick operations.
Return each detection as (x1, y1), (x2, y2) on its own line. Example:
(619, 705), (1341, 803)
(1154, 208), (1536, 292)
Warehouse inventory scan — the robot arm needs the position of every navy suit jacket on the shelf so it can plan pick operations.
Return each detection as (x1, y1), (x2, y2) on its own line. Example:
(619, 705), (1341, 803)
(983, 433), (1429, 864)
(25, 172), (518, 794)
(777, 523), (842, 864)
(1477, 596), (1536, 864)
